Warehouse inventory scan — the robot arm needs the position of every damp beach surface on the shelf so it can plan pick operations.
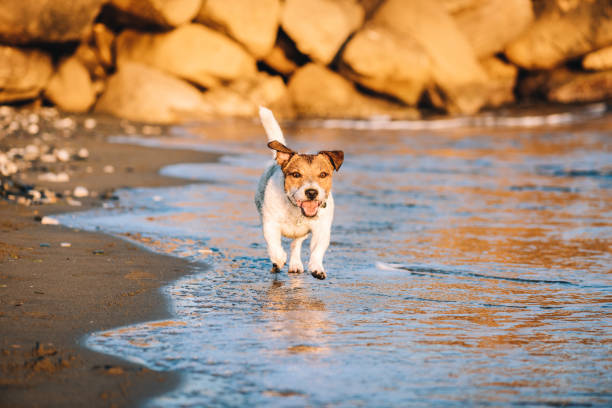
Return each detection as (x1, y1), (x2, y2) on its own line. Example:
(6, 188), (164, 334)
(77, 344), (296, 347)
(59, 114), (612, 407)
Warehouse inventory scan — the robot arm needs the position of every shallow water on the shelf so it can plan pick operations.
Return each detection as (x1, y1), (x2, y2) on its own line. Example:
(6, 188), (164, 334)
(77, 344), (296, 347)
(59, 116), (612, 407)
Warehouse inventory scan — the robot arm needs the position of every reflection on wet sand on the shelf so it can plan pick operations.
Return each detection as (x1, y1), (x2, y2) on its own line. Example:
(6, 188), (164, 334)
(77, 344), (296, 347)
(59, 116), (612, 407)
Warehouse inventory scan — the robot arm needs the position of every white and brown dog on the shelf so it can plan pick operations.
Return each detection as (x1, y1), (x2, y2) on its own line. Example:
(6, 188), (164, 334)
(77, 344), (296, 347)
(255, 107), (344, 280)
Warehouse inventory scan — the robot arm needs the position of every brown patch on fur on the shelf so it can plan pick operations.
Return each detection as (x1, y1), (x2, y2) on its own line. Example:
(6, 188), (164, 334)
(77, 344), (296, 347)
(282, 153), (336, 196)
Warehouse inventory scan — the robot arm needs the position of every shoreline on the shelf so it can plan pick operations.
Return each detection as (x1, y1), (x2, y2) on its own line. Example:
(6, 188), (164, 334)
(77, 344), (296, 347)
(0, 124), (219, 408)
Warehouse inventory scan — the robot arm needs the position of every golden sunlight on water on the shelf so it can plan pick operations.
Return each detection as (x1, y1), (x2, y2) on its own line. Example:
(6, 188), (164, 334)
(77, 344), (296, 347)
(60, 115), (612, 407)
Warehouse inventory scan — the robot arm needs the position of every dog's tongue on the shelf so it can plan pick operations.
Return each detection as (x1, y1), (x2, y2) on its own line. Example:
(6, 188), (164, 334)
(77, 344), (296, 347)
(300, 200), (319, 217)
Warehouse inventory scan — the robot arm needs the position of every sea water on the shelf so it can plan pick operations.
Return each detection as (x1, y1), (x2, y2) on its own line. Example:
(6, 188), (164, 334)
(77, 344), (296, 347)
(59, 110), (612, 407)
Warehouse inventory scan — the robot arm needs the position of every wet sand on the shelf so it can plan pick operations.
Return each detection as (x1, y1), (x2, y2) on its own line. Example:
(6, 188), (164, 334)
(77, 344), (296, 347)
(0, 120), (219, 408)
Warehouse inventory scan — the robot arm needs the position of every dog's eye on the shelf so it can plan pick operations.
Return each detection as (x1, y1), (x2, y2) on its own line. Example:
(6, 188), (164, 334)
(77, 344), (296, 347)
(319, 172), (329, 178)
(290, 172), (302, 178)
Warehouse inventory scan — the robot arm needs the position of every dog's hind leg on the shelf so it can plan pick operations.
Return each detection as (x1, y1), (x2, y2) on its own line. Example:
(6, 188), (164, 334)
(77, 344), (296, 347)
(288, 235), (307, 273)
(263, 222), (286, 272)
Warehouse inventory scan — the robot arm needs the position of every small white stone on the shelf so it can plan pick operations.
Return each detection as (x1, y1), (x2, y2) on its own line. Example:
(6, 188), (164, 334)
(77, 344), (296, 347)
(40, 154), (57, 163)
(41, 216), (60, 225)
(84, 118), (97, 130)
(27, 123), (39, 135)
(24, 144), (40, 161)
(73, 186), (89, 197)
(38, 172), (69, 182)
(152, 195), (163, 202)
(55, 149), (70, 162)
(60, 242), (72, 247)
(77, 148), (89, 159)
(103, 165), (115, 174)
(66, 197), (82, 206)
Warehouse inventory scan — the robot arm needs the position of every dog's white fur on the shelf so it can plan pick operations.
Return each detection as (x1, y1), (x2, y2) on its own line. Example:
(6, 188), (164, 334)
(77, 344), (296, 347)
(255, 107), (335, 279)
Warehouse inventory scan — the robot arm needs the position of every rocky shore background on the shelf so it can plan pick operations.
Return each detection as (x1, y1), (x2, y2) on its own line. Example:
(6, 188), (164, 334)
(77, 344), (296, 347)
(1, 0), (611, 124)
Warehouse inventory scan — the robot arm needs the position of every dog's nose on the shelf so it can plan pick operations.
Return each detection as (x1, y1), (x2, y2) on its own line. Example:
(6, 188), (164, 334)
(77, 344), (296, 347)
(305, 189), (318, 200)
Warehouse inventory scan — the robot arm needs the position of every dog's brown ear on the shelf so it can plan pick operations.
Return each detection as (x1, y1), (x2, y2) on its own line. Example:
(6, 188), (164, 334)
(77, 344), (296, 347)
(268, 140), (295, 167)
(320, 150), (344, 171)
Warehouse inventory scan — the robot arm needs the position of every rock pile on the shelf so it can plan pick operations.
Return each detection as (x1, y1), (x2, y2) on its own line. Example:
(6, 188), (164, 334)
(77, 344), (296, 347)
(0, 0), (611, 123)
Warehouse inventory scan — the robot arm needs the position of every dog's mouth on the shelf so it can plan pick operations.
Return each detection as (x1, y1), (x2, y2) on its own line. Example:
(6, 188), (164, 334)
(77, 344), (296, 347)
(297, 200), (321, 217)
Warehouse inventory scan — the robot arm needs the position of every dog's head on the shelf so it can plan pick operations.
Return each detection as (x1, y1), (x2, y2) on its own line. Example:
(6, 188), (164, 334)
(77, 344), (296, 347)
(268, 140), (344, 218)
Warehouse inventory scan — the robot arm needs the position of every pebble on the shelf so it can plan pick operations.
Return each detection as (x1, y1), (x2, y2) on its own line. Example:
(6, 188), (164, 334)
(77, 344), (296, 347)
(40, 153), (57, 163)
(40, 243), (50, 247)
(60, 242), (72, 248)
(92, 249), (104, 255)
(24, 144), (40, 160)
(27, 123), (39, 135)
(73, 186), (89, 197)
(103, 165), (115, 174)
(41, 216), (60, 225)
(66, 197), (82, 206)
(38, 172), (70, 182)
(83, 118), (97, 130)
(54, 148), (70, 162)
(77, 148), (90, 159)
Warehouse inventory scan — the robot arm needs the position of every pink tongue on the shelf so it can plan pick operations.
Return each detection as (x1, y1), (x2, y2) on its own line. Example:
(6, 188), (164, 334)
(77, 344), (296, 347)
(301, 200), (319, 216)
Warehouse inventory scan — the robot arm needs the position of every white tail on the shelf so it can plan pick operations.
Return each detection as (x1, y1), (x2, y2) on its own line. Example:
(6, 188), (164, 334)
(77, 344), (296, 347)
(259, 106), (286, 145)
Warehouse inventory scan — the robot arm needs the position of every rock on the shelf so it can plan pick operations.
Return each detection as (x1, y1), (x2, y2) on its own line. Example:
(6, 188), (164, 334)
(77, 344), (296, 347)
(197, 0), (281, 58)
(341, 22), (431, 105)
(452, 0), (534, 58)
(262, 45), (299, 76)
(480, 57), (518, 107)
(44, 57), (96, 113)
(109, 0), (202, 28)
(288, 63), (420, 119)
(200, 72), (294, 118)
(73, 186), (89, 197)
(351, 0), (489, 114)
(116, 24), (257, 88)
(41, 216), (60, 225)
(281, 0), (365, 64)
(583, 45), (612, 71)
(95, 62), (212, 124)
(0, 45), (53, 103)
(505, 0), (612, 70)
(0, 0), (104, 44)
(547, 70), (612, 104)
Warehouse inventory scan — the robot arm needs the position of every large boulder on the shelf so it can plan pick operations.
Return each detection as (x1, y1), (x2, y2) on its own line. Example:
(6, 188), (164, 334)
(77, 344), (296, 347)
(355, 0), (489, 114)
(480, 57), (518, 107)
(505, 0), (612, 70)
(116, 24), (257, 88)
(0, 0), (104, 44)
(452, 0), (534, 58)
(200, 73), (294, 118)
(44, 57), (96, 113)
(288, 63), (419, 119)
(0, 45), (53, 103)
(583, 45), (612, 71)
(281, 0), (364, 65)
(109, 0), (202, 28)
(547, 69), (612, 104)
(95, 62), (211, 124)
(341, 22), (431, 105)
(197, 0), (281, 58)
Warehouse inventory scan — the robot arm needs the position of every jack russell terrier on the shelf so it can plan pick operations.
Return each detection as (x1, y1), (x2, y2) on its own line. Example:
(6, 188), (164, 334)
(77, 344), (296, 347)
(255, 107), (344, 280)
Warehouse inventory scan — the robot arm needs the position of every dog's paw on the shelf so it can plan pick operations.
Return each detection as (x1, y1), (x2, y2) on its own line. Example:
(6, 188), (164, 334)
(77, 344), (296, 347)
(288, 261), (304, 274)
(311, 270), (326, 280)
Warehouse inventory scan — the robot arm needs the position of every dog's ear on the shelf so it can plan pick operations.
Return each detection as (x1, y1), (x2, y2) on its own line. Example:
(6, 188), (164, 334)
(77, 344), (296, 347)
(320, 150), (344, 171)
(268, 140), (295, 167)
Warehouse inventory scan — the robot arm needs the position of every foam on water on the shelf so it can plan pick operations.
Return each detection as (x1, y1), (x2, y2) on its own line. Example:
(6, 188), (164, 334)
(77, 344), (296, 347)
(58, 114), (612, 407)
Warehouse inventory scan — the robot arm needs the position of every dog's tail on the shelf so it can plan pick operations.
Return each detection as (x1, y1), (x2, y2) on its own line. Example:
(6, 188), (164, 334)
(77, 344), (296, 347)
(259, 106), (286, 147)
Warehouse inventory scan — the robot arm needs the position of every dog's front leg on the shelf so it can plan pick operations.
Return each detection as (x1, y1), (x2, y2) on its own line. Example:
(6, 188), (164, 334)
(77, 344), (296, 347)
(288, 235), (307, 273)
(263, 222), (286, 272)
(308, 227), (330, 280)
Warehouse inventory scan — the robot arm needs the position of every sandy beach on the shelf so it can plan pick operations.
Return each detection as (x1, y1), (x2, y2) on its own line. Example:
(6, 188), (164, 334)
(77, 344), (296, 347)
(0, 114), (218, 408)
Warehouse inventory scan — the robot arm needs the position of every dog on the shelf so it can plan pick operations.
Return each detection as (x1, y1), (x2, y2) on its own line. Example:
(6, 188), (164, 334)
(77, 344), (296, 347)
(255, 107), (344, 280)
